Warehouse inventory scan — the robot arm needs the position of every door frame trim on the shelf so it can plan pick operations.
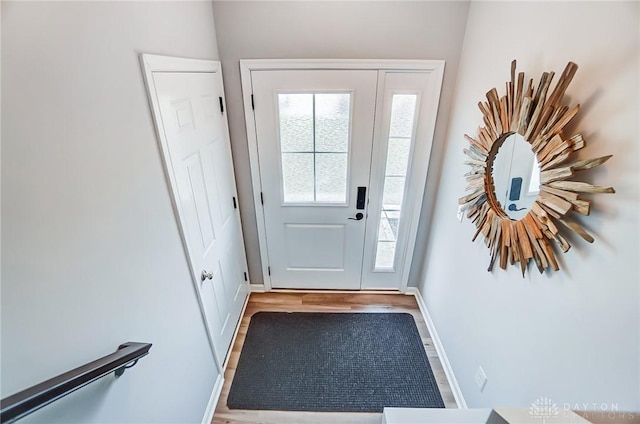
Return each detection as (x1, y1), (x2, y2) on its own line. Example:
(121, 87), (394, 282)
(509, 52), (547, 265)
(240, 59), (445, 291)
(140, 54), (245, 373)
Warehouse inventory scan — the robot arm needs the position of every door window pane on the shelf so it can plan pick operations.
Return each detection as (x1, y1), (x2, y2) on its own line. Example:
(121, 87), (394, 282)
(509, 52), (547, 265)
(279, 93), (351, 203)
(375, 94), (417, 270)
(316, 94), (350, 152)
(282, 153), (314, 202)
(382, 176), (406, 207)
(386, 138), (411, 176)
(389, 95), (417, 138)
(375, 241), (396, 268)
(316, 153), (348, 202)
(528, 159), (541, 195)
(279, 94), (314, 152)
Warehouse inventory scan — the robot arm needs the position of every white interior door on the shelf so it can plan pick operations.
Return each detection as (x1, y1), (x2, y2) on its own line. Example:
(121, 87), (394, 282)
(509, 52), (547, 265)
(251, 70), (378, 289)
(141, 55), (249, 364)
(243, 61), (445, 291)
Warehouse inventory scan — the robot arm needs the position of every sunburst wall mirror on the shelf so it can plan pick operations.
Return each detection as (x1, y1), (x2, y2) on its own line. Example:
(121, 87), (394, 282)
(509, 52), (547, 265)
(459, 60), (614, 276)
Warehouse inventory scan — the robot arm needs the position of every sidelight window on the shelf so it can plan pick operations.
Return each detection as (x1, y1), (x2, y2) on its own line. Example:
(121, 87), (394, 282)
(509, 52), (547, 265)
(374, 94), (417, 269)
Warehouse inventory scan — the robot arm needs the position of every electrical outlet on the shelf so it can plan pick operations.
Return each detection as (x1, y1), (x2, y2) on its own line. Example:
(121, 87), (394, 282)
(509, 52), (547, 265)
(457, 205), (465, 222)
(475, 366), (488, 392)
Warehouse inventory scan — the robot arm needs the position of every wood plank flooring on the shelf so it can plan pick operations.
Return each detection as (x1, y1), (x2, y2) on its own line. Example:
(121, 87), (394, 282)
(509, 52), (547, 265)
(212, 292), (457, 424)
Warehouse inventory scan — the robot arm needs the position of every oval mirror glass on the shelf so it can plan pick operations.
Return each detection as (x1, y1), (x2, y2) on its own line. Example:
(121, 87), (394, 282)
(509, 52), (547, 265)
(492, 133), (540, 220)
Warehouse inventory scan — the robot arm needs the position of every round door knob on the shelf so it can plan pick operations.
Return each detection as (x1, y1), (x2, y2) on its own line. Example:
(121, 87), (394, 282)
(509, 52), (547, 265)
(201, 270), (213, 281)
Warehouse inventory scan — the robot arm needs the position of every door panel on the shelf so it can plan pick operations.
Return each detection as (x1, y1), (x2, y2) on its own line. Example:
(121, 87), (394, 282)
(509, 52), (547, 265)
(149, 69), (248, 364)
(183, 154), (216, 249)
(251, 70), (378, 289)
(284, 224), (346, 269)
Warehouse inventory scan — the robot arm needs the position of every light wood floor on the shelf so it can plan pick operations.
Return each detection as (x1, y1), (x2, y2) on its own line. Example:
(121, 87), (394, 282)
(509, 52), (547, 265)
(212, 292), (457, 424)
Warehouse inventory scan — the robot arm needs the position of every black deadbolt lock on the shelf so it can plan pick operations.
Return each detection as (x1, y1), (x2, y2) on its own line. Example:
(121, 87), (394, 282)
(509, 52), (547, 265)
(356, 187), (367, 210)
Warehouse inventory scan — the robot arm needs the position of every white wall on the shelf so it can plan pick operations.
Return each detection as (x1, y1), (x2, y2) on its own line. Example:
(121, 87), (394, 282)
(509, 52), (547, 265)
(212, 0), (470, 286)
(418, 1), (639, 409)
(1, 2), (221, 422)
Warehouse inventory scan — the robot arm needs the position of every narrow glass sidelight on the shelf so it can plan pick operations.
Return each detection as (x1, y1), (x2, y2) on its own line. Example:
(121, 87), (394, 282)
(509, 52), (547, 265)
(374, 94), (418, 269)
(278, 93), (351, 203)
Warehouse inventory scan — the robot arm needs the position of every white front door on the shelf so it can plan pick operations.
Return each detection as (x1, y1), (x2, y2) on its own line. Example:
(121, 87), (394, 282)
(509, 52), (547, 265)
(142, 55), (249, 364)
(243, 61), (445, 291)
(251, 70), (378, 289)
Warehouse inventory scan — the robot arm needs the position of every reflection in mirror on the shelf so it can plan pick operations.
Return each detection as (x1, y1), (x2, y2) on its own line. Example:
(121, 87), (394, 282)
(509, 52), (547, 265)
(492, 133), (540, 220)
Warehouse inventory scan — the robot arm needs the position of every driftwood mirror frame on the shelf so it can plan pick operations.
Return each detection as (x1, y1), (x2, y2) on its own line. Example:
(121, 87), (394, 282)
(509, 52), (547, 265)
(459, 60), (614, 276)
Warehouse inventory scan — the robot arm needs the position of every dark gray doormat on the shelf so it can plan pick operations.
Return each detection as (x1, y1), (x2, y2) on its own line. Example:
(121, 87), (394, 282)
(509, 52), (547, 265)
(227, 312), (445, 412)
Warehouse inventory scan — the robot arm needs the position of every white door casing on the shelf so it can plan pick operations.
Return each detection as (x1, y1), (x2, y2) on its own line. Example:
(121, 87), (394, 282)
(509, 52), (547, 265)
(141, 54), (249, 365)
(241, 60), (445, 292)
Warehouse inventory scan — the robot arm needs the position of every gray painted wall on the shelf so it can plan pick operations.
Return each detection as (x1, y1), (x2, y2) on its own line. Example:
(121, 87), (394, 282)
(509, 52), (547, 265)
(418, 1), (639, 409)
(212, 0), (470, 286)
(2, 2), (221, 422)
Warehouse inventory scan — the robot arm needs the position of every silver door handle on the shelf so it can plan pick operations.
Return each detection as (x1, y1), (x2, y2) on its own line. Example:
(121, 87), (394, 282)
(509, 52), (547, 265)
(201, 270), (213, 281)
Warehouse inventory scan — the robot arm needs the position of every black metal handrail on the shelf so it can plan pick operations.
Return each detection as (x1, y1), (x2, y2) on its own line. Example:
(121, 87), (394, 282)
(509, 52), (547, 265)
(0, 342), (152, 423)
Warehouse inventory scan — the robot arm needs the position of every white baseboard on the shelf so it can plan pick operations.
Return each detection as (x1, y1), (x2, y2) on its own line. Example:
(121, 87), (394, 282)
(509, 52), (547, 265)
(406, 287), (467, 408)
(250, 284), (266, 292)
(201, 373), (224, 424)
(222, 288), (251, 370)
(203, 287), (251, 423)
(253, 288), (401, 294)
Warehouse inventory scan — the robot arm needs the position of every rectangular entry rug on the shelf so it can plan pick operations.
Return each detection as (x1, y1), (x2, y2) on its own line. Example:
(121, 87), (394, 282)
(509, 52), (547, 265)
(227, 312), (445, 412)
